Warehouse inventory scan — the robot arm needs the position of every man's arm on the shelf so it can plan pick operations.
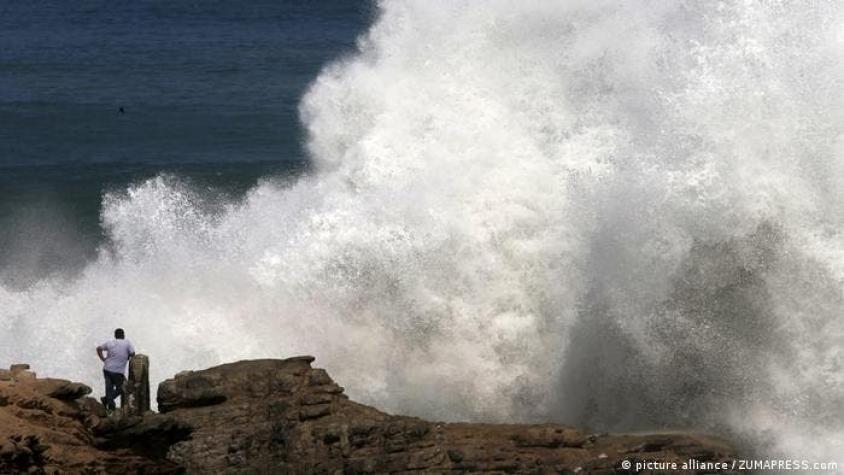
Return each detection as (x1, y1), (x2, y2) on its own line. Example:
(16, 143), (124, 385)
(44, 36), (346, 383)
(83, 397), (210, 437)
(96, 346), (106, 362)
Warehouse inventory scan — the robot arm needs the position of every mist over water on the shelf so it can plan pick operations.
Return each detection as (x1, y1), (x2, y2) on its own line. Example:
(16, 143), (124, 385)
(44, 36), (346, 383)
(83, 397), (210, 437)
(2, 0), (843, 463)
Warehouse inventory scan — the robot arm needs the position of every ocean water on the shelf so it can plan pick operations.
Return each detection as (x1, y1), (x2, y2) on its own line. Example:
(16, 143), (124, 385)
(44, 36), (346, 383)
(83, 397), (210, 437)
(2, 0), (843, 467)
(0, 0), (371, 276)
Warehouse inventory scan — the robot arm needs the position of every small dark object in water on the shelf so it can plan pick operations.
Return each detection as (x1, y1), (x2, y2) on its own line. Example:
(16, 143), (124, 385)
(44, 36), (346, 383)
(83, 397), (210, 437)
(118, 107), (125, 114)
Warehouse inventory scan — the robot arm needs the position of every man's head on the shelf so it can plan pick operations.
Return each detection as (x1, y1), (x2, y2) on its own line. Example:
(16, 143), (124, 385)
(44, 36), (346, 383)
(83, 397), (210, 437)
(114, 328), (125, 340)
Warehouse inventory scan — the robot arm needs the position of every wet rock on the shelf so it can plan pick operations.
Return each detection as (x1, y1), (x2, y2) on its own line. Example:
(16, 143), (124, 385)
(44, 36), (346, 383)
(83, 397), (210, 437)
(9, 365), (36, 382)
(151, 357), (740, 473)
(157, 377), (226, 413)
(32, 379), (92, 401)
(0, 364), (180, 473)
(1, 357), (742, 473)
(13, 370), (37, 381)
(299, 403), (332, 420)
(625, 437), (674, 453)
(510, 425), (589, 448)
(0, 435), (48, 473)
(95, 413), (192, 459)
(447, 448), (464, 462)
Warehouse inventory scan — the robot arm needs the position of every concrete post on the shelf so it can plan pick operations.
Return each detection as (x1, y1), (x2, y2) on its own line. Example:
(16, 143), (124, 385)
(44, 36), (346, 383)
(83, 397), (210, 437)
(123, 354), (150, 415)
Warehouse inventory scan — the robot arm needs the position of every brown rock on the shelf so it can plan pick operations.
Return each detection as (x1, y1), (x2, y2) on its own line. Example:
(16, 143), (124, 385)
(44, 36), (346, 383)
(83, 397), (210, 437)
(153, 357), (742, 474)
(0, 365), (182, 473)
(0, 357), (743, 473)
(94, 413), (192, 460)
(13, 370), (36, 381)
(157, 374), (226, 413)
(32, 378), (92, 401)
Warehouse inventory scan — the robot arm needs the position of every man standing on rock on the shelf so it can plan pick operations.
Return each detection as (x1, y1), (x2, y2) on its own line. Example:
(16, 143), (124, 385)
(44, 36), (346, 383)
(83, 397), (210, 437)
(96, 328), (135, 412)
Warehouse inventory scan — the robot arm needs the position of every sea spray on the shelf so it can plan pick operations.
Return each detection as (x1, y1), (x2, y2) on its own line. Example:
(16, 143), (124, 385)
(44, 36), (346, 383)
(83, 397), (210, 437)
(1, 0), (842, 463)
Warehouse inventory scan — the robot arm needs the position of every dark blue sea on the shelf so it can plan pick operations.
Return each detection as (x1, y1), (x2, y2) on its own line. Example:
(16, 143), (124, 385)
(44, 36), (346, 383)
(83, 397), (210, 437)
(0, 0), (371, 264)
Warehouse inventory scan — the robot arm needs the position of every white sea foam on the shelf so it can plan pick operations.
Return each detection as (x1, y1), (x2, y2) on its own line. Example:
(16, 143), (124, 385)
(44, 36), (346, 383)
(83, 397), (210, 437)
(2, 0), (843, 463)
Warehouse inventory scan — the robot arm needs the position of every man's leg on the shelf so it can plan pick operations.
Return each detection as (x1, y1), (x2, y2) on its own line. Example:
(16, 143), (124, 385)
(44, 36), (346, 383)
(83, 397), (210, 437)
(102, 370), (109, 408)
(104, 370), (121, 410)
(113, 372), (125, 408)
(103, 370), (115, 410)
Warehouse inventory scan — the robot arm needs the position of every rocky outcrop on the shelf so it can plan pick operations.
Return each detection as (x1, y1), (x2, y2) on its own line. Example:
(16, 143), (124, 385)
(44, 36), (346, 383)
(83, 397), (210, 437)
(0, 363), (180, 474)
(155, 357), (740, 474)
(1, 358), (741, 473)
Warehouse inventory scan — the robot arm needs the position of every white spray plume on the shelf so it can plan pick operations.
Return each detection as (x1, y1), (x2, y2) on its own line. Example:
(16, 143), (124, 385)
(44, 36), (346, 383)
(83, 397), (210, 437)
(2, 0), (843, 463)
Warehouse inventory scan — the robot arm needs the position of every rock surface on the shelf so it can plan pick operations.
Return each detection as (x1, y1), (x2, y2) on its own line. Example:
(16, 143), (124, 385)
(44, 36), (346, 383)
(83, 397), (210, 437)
(0, 363), (180, 474)
(0, 358), (742, 473)
(157, 357), (740, 474)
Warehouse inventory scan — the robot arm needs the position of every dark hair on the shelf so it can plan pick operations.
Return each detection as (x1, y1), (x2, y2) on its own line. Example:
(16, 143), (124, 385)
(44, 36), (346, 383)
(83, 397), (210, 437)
(114, 328), (125, 339)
